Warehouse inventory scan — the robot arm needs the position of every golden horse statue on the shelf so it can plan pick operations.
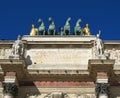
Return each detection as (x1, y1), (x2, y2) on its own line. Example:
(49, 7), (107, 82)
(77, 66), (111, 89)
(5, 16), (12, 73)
(30, 24), (38, 36)
(82, 24), (91, 36)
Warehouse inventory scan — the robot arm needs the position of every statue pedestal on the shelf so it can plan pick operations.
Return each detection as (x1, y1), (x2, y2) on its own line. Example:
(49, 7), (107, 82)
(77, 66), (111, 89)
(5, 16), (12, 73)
(4, 94), (13, 98)
(99, 94), (108, 98)
(96, 55), (106, 59)
(9, 55), (22, 60)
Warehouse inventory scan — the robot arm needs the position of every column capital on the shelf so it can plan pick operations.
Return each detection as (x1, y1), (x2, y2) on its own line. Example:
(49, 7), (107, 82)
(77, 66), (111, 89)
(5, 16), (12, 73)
(2, 83), (18, 97)
(96, 83), (110, 97)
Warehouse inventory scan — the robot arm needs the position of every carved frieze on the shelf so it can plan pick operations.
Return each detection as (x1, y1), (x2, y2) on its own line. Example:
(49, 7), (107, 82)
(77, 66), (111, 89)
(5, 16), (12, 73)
(2, 83), (18, 97)
(0, 48), (11, 59)
(104, 49), (120, 64)
(96, 83), (110, 98)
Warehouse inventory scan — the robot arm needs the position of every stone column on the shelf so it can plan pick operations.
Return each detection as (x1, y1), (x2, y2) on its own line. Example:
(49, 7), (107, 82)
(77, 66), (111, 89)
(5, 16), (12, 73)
(2, 72), (18, 98)
(96, 72), (110, 98)
(2, 83), (18, 98)
(96, 83), (110, 98)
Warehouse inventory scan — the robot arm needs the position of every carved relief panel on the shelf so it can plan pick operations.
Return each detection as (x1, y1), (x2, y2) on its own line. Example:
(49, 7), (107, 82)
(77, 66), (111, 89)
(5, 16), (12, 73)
(0, 48), (11, 59)
(104, 49), (120, 64)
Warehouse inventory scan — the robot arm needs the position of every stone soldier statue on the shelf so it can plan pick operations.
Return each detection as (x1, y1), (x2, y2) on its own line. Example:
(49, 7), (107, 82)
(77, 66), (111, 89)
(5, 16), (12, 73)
(94, 31), (104, 55)
(38, 18), (45, 35)
(93, 30), (107, 59)
(11, 35), (24, 58)
(64, 17), (71, 35)
(74, 19), (82, 35)
(48, 17), (56, 35)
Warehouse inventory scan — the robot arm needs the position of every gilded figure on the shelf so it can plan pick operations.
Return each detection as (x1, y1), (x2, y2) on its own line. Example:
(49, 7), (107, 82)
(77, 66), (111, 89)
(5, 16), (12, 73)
(82, 24), (91, 36)
(30, 24), (38, 36)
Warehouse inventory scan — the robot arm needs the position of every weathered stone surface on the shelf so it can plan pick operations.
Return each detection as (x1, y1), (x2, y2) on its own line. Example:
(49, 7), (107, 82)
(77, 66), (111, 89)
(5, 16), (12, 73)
(0, 49), (11, 59)
(22, 35), (96, 42)
(96, 72), (108, 83)
(26, 49), (92, 65)
(18, 86), (95, 98)
(4, 76), (16, 83)
(1, 36), (120, 97)
(33, 81), (94, 87)
(6, 72), (16, 76)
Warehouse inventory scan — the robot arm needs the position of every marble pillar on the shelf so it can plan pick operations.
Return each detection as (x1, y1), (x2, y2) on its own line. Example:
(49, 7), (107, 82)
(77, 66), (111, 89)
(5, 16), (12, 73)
(96, 83), (110, 98)
(2, 83), (18, 98)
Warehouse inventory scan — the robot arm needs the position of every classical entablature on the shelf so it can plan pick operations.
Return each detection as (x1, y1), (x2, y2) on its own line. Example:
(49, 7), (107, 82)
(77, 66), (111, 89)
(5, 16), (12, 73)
(0, 18), (120, 98)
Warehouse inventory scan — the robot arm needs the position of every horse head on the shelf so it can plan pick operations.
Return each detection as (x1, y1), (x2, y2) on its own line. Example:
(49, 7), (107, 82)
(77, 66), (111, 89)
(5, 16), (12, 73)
(76, 19), (82, 27)
(48, 17), (55, 35)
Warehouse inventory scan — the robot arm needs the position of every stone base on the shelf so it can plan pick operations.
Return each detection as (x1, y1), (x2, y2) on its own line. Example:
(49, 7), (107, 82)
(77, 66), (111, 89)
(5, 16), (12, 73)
(9, 55), (22, 59)
(4, 94), (13, 98)
(96, 78), (108, 83)
(99, 94), (108, 98)
(96, 55), (106, 59)
(4, 76), (16, 83)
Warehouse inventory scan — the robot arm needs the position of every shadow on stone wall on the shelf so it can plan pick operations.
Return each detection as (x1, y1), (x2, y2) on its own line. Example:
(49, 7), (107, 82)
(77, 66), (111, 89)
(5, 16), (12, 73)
(18, 81), (41, 98)
(25, 55), (32, 67)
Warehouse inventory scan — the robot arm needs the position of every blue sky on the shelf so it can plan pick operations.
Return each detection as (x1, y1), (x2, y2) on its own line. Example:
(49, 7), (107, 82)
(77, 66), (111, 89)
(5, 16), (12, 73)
(0, 0), (120, 40)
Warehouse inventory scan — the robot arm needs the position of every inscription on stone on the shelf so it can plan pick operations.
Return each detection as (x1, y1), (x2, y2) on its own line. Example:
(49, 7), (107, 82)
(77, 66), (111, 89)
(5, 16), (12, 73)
(25, 49), (92, 65)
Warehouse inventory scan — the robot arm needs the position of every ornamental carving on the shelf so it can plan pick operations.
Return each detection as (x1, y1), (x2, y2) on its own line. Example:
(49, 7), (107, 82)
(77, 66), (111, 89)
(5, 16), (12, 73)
(11, 35), (24, 59)
(2, 83), (18, 96)
(104, 48), (120, 63)
(44, 92), (69, 98)
(0, 48), (11, 59)
(96, 83), (110, 98)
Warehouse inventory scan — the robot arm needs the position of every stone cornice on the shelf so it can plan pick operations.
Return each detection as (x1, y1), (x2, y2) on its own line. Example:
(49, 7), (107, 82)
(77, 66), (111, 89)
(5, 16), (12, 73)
(89, 59), (115, 65)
